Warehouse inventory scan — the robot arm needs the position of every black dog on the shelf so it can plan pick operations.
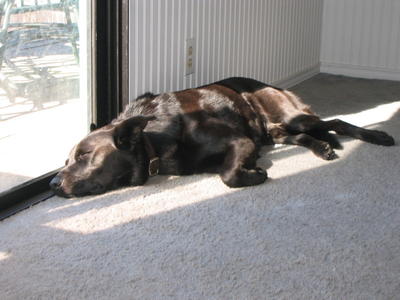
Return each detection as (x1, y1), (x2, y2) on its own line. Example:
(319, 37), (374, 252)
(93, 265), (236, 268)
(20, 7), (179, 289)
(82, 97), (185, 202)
(50, 77), (395, 197)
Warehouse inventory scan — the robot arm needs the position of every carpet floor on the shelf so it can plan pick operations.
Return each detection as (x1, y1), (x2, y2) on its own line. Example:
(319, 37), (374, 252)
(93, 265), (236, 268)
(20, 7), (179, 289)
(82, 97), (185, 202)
(1, 74), (399, 299)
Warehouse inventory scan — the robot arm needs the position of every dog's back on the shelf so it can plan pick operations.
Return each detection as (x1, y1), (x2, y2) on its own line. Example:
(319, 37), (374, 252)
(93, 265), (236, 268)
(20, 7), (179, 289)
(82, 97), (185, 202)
(122, 77), (315, 145)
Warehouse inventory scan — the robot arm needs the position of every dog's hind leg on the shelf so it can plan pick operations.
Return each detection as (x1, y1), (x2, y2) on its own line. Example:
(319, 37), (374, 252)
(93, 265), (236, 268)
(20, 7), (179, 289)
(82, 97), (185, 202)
(273, 133), (338, 160)
(307, 130), (343, 150)
(285, 114), (394, 147)
(284, 114), (341, 148)
(268, 122), (337, 160)
(318, 119), (395, 146)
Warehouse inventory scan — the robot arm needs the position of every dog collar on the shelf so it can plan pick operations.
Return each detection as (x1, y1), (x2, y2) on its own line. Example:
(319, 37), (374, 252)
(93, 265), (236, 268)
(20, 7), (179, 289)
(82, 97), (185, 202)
(143, 133), (160, 176)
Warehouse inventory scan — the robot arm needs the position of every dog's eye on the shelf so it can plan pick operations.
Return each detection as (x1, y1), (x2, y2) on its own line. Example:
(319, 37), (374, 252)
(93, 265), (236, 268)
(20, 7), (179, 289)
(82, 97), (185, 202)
(76, 151), (91, 161)
(65, 159), (69, 166)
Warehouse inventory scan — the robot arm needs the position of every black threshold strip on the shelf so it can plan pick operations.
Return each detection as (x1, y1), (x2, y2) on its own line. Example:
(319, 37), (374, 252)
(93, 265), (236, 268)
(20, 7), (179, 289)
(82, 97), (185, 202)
(0, 169), (60, 221)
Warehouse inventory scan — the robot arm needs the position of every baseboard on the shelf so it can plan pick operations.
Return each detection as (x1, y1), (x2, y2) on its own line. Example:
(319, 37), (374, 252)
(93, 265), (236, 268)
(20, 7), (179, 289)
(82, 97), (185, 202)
(272, 63), (321, 89)
(321, 62), (400, 81)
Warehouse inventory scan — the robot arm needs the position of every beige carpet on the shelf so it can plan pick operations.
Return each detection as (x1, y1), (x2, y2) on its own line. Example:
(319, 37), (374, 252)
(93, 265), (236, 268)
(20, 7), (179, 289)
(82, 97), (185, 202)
(1, 74), (399, 299)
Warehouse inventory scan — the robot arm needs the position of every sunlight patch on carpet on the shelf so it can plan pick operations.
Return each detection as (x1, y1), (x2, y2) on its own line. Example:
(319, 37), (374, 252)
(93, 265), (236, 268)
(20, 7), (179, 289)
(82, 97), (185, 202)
(324, 101), (400, 127)
(0, 251), (11, 261)
(44, 176), (233, 234)
(268, 140), (359, 179)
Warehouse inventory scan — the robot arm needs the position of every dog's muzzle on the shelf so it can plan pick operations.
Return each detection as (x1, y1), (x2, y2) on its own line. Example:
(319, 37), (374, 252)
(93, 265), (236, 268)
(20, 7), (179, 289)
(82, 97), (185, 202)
(49, 175), (70, 197)
(49, 175), (63, 191)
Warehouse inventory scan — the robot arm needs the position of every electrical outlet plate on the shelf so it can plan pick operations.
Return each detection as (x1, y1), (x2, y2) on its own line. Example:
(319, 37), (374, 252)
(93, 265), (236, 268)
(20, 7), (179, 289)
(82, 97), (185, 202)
(185, 38), (195, 76)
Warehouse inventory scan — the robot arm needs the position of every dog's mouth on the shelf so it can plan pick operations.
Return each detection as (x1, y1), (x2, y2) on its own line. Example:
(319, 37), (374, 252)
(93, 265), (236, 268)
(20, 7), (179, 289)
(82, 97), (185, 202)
(50, 176), (107, 198)
(113, 170), (132, 188)
(53, 186), (106, 198)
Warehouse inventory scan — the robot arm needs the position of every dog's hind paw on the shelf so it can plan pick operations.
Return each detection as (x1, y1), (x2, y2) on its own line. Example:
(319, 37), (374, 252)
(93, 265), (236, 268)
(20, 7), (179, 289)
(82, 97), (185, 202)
(366, 130), (395, 146)
(314, 142), (338, 160)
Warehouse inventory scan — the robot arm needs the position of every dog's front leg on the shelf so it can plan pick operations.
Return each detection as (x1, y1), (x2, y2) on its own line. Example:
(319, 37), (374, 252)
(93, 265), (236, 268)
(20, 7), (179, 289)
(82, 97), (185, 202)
(220, 137), (267, 188)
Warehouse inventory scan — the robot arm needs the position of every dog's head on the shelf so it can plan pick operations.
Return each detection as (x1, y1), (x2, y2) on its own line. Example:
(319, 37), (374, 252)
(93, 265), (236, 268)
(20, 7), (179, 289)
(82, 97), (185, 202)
(50, 116), (155, 197)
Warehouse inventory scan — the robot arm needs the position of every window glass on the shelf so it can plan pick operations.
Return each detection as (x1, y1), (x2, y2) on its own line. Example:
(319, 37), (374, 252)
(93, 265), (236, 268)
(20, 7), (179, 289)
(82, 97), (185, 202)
(0, 0), (91, 192)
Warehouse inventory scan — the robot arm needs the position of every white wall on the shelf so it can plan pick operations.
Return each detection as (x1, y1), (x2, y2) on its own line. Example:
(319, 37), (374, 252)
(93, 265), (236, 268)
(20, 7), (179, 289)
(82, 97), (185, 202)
(321, 0), (400, 81)
(129, 0), (323, 99)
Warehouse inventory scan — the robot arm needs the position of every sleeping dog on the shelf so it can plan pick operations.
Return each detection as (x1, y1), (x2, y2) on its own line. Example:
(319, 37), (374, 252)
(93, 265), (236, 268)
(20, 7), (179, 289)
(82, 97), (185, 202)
(50, 77), (395, 197)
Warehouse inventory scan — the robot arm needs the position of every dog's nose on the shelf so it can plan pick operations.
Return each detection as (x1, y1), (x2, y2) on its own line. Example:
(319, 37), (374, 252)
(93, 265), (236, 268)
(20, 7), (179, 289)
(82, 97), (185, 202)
(49, 175), (63, 191)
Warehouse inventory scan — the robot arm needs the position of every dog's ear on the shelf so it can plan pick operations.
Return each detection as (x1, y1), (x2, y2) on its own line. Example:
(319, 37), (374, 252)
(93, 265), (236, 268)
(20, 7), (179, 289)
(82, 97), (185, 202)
(114, 116), (155, 150)
(90, 123), (97, 132)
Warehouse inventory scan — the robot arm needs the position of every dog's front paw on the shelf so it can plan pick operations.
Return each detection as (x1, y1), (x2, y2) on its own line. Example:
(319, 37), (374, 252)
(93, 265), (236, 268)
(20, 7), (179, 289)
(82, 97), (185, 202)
(222, 167), (268, 188)
(246, 167), (268, 185)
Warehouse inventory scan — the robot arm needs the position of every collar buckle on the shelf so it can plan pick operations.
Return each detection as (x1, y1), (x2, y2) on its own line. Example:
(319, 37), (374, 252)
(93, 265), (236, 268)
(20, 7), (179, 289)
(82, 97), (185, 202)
(148, 157), (160, 177)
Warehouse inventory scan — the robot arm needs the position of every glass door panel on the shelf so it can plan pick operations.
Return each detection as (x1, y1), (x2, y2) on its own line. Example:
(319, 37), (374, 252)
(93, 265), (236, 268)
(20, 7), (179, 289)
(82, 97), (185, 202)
(0, 0), (92, 193)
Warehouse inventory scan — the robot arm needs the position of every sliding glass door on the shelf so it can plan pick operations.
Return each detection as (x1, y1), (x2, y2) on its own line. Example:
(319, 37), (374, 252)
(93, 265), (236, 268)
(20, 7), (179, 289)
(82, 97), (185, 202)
(0, 0), (92, 193)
